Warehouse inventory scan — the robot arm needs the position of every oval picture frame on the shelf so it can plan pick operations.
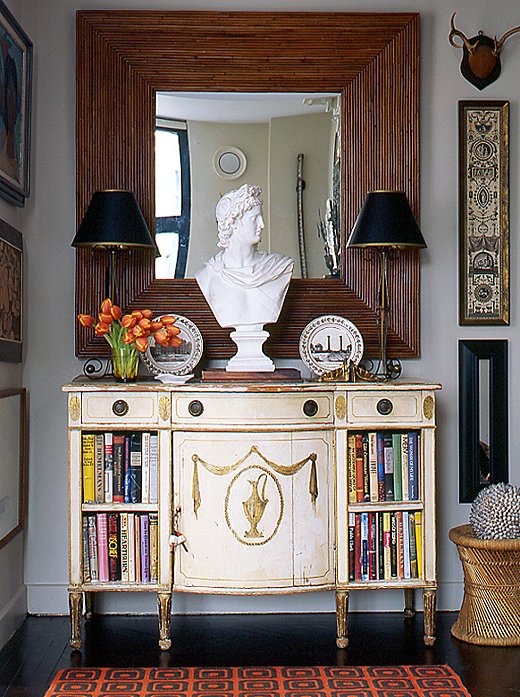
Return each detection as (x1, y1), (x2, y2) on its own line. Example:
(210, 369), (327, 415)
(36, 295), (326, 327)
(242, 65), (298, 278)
(213, 146), (247, 179)
(299, 315), (364, 376)
(141, 314), (203, 376)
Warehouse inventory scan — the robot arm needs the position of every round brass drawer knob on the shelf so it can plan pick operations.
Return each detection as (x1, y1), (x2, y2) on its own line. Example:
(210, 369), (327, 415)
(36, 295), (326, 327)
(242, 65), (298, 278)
(188, 400), (204, 417)
(303, 399), (319, 417)
(376, 398), (393, 415)
(112, 399), (129, 417)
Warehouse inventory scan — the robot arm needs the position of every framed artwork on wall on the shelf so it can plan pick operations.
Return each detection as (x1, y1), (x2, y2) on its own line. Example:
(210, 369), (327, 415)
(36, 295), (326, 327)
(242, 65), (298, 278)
(0, 0), (32, 207)
(0, 218), (22, 361)
(0, 387), (27, 550)
(459, 101), (509, 325)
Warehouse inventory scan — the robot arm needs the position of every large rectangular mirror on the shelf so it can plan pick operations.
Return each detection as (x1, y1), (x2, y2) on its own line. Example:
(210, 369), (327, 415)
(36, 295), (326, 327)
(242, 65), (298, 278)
(76, 11), (420, 360)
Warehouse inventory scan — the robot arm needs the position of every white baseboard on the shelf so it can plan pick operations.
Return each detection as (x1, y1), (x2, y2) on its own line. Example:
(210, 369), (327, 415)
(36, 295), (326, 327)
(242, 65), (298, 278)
(0, 585), (27, 650)
(27, 581), (464, 616)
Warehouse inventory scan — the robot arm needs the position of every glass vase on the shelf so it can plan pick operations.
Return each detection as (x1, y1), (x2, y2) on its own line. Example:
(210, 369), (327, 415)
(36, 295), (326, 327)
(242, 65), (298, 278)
(111, 346), (139, 382)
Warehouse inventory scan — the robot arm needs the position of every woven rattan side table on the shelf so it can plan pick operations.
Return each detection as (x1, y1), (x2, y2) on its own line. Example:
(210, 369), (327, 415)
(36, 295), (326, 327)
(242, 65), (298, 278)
(449, 524), (520, 646)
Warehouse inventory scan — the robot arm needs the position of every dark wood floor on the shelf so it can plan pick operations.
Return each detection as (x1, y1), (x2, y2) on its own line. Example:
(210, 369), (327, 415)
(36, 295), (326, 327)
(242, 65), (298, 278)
(1, 612), (519, 697)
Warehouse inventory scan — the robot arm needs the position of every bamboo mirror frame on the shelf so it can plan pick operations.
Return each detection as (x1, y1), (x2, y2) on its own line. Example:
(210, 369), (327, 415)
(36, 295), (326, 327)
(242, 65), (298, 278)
(76, 11), (420, 360)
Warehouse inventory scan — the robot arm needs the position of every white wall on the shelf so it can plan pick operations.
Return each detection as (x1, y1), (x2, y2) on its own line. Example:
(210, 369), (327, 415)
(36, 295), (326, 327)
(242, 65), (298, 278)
(19, 0), (520, 618)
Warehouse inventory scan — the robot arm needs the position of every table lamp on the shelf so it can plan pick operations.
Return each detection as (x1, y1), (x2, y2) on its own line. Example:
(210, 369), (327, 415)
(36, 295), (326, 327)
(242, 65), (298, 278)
(348, 191), (427, 380)
(72, 190), (158, 304)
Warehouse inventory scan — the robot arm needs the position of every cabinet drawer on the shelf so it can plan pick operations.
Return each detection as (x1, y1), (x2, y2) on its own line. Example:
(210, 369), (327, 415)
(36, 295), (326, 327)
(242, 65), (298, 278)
(172, 392), (333, 426)
(81, 392), (160, 424)
(348, 391), (422, 424)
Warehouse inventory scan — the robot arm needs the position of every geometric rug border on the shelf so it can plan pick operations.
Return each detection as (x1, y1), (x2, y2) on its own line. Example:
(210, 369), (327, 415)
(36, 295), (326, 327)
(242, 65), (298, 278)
(44, 665), (472, 697)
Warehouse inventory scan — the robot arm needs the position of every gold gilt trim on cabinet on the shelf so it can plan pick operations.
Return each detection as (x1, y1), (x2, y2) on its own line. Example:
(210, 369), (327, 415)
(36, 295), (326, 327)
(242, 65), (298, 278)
(191, 445), (317, 517)
(159, 396), (170, 422)
(335, 395), (346, 420)
(224, 465), (284, 546)
(423, 395), (434, 420)
(69, 396), (80, 422)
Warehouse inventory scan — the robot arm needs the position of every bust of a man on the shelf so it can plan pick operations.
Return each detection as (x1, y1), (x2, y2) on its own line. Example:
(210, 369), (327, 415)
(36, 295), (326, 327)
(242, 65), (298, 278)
(195, 184), (294, 331)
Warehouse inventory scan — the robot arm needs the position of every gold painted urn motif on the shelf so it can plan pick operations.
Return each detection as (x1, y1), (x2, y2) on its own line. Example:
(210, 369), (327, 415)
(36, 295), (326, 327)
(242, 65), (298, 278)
(242, 473), (269, 538)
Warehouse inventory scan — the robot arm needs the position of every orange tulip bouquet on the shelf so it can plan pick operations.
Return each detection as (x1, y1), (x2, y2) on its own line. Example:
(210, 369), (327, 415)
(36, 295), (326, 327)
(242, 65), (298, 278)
(78, 298), (182, 381)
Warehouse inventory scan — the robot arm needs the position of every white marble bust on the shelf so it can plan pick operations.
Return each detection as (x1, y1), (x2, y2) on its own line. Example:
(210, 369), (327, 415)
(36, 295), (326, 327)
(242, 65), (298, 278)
(195, 184), (294, 371)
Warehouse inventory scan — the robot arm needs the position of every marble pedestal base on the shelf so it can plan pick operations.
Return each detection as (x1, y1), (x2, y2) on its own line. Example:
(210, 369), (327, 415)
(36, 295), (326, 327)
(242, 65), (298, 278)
(226, 329), (275, 372)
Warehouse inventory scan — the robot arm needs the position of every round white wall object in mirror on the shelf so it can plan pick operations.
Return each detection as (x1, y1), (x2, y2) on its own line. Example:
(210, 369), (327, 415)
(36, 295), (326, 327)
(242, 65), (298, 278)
(213, 146), (247, 179)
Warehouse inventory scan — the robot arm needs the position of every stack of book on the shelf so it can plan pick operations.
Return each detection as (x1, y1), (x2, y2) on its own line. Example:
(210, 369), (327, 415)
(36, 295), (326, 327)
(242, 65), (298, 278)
(82, 512), (159, 584)
(81, 432), (159, 504)
(347, 431), (420, 503)
(348, 510), (423, 582)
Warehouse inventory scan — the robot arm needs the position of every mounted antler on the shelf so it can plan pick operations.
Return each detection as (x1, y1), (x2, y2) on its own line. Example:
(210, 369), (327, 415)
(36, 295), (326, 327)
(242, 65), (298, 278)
(494, 25), (520, 54)
(449, 13), (520, 90)
(449, 13), (478, 53)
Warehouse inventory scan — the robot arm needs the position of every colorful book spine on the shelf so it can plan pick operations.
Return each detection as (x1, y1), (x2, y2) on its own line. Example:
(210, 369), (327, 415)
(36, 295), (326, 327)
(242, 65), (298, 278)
(120, 512), (129, 582)
(96, 512), (109, 582)
(107, 512), (120, 581)
(409, 512), (418, 578)
(135, 515), (141, 583)
(355, 434), (364, 503)
(87, 515), (99, 581)
(408, 432), (419, 500)
(347, 434), (357, 504)
(124, 435), (131, 504)
(376, 433), (385, 501)
(140, 514), (150, 583)
(130, 433), (143, 504)
(362, 434), (370, 502)
(383, 512), (391, 580)
(368, 432), (378, 502)
(396, 510), (404, 580)
(377, 512), (384, 581)
(415, 511), (423, 578)
(104, 433), (113, 504)
(383, 433), (394, 501)
(368, 512), (376, 580)
(401, 435), (409, 501)
(141, 432), (151, 504)
(402, 511), (411, 579)
(149, 434), (159, 504)
(149, 512), (159, 583)
(354, 513), (361, 580)
(82, 434), (96, 503)
(348, 512), (355, 581)
(360, 512), (369, 581)
(112, 434), (125, 503)
(390, 512), (398, 578)
(94, 433), (105, 503)
(127, 513), (136, 583)
(392, 433), (402, 501)
(82, 517), (91, 583)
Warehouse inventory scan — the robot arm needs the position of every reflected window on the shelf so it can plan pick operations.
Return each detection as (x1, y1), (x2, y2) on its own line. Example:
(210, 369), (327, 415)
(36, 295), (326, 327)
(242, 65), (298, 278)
(155, 119), (191, 278)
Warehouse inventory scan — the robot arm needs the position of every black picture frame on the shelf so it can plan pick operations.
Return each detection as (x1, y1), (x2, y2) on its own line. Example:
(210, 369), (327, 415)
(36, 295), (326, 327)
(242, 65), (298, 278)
(0, 218), (22, 361)
(459, 339), (508, 503)
(0, 0), (32, 207)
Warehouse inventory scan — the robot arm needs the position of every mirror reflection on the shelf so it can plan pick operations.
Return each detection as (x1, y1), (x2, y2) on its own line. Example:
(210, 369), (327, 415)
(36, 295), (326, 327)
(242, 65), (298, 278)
(155, 92), (341, 280)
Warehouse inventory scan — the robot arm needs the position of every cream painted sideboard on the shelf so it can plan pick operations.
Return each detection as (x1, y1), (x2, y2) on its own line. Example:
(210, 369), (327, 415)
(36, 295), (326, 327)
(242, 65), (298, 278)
(64, 379), (440, 650)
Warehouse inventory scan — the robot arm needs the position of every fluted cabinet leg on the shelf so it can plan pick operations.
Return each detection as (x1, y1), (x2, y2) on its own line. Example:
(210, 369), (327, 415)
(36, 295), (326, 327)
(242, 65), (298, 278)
(423, 588), (437, 646)
(404, 588), (416, 618)
(158, 592), (172, 650)
(69, 590), (83, 650)
(335, 589), (349, 648)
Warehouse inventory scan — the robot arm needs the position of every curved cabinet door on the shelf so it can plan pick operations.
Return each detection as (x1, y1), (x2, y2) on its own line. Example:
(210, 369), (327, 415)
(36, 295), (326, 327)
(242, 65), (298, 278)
(173, 431), (334, 591)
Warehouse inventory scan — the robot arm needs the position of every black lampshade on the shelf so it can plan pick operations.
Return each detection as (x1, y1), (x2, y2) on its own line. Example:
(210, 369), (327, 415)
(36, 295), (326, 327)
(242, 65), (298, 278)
(72, 190), (158, 253)
(348, 191), (427, 249)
